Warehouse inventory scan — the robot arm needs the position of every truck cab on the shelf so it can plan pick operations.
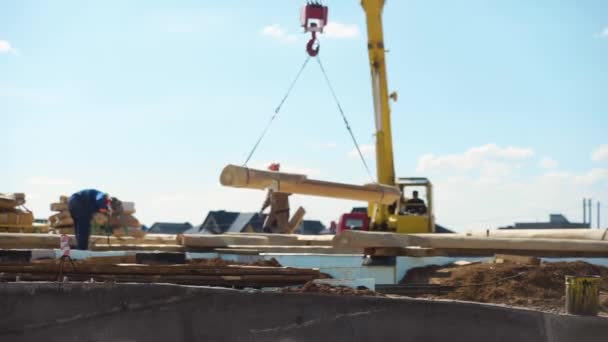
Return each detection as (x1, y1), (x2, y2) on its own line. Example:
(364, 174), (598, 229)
(387, 177), (435, 233)
(336, 177), (435, 235)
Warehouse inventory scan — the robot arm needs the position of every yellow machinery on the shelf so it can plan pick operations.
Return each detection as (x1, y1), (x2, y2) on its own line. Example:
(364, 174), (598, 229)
(362, 0), (434, 233)
(224, 1), (435, 234)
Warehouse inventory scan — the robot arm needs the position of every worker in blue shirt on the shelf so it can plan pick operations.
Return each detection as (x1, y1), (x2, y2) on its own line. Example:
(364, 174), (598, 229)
(68, 189), (122, 250)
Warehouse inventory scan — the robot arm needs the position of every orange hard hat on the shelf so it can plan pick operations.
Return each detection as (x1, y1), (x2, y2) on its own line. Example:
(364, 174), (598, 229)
(268, 163), (280, 171)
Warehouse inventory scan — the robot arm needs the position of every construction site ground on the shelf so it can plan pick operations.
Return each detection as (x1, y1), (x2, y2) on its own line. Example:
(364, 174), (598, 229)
(399, 260), (608, 315)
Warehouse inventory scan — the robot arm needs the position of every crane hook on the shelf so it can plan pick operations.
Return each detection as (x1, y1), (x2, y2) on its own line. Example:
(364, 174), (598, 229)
(306, 31), (319, 57)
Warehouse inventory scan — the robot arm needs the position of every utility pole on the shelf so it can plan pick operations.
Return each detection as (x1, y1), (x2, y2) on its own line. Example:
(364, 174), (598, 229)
(588, 199), (593, 228)
(598, 201), (601, 229)
(583, 198), (587, 225)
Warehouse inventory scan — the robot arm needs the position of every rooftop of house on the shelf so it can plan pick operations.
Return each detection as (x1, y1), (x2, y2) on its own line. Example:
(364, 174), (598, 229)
(499, 214), (590, 230)
(148, 222), (193, 234)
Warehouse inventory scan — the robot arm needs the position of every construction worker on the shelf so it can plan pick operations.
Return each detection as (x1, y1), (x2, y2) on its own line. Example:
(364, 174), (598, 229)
(68, 189), (122, 250)
(260, 163), (291, 233)
(404, 190), (427, 215)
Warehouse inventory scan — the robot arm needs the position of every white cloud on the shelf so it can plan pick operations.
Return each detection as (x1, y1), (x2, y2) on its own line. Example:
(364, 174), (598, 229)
(324, 22), (359, 39)
(261, 24), (298, 44)
(25, 177), (74, 186)
(592, 144), (608, 162)
(600, 27), (608, 38)
(433, 169), (607, 231)
(574, 168), (608, 185)
(348, 144), (375, 158)
(416, 144), (534, 175)
(539, 157), (558, 169)
(0, 40), (17, 54)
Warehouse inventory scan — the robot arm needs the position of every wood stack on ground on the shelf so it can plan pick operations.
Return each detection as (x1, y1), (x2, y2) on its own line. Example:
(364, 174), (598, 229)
(0, 257), (320, 288)
(48, 195), (72, 234)
(48, 195), (143, 237)
(0, 193), (41, 233)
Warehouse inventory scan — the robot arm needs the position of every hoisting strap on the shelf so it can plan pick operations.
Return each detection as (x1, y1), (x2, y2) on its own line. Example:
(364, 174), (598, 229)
(315, 56), (376, 183)
(242, 56), (311, 166)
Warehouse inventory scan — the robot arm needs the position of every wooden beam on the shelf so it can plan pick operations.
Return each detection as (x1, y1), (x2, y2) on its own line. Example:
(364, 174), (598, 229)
(223, 245), (363, 254)
(0, 263), (319, 276)
(335, 230), (608, 255)
(50, 203), (68, 211)
(288, 206), (306, 233)
(90, 244), (186, 252)
(181, 234), (270, 247)
(466, 228), (608, 241)
(220, 164), (401, 205)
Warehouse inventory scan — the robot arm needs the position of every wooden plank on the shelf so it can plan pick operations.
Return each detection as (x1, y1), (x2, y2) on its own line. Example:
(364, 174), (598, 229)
(225, 233), (299, 245)
(467, 228), (608, 241)
(50, 203), (68, 211)
(366, 247), (608, 258)
(0, 233), (68, 249)
(85, 255), (137, 264)
(225, 233), (333, 246)
(90, 244), (186, 252)
(333, 230), (416, 248)
(0, 263), (319, 276)
(334, 230), (608, 254)
(224, 245), (363, 254)
(410, 234), (608, 252)
(0, 273), (315, 287)
(0, 193), (24, 209)
(288, 206), (306, 233)
(0, 224), (49, 234)
(182, 234), (269, 247)
(0, 211), (34, 226)
(121, 201), (136, 214)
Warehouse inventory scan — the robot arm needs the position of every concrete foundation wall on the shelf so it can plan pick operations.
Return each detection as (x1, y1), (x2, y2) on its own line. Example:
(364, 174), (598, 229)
(1, 283), (607, 342)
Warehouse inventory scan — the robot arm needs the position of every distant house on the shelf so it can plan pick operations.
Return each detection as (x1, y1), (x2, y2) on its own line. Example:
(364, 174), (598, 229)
(499, 214), (590, 230)
(148, 222), (193, 234)
(197, 210), (265, 234)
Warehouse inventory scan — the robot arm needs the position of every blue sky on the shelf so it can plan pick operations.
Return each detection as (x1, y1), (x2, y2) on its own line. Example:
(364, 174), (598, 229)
(3, 0), (607, 230)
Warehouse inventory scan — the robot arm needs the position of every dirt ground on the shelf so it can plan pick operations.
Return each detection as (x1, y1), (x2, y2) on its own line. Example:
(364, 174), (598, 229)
(400, 260), (608, 314)
(281, 281), (386, 297)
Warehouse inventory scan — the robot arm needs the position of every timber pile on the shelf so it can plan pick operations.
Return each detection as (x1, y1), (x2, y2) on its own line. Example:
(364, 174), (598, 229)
(0, 193), (40, 233)
(333, 230), (608, 257)
(0, 259), (320, 287)
(48, 195), (143, 237)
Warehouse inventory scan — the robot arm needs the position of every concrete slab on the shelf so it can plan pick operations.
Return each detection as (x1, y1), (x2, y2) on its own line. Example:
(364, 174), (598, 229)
(1, 282), (606, 342)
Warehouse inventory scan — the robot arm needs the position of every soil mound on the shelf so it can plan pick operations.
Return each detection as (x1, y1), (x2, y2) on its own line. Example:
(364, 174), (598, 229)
(400, 261), (608, 313)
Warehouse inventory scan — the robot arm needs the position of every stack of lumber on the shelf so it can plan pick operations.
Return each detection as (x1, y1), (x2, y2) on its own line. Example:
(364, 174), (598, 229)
(333, 230), (608, 258)
(48, 195), (143, 237)
(48, 196), (72, 233)
(0, 259), (320, 287)
(0, 193), (38, 233)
